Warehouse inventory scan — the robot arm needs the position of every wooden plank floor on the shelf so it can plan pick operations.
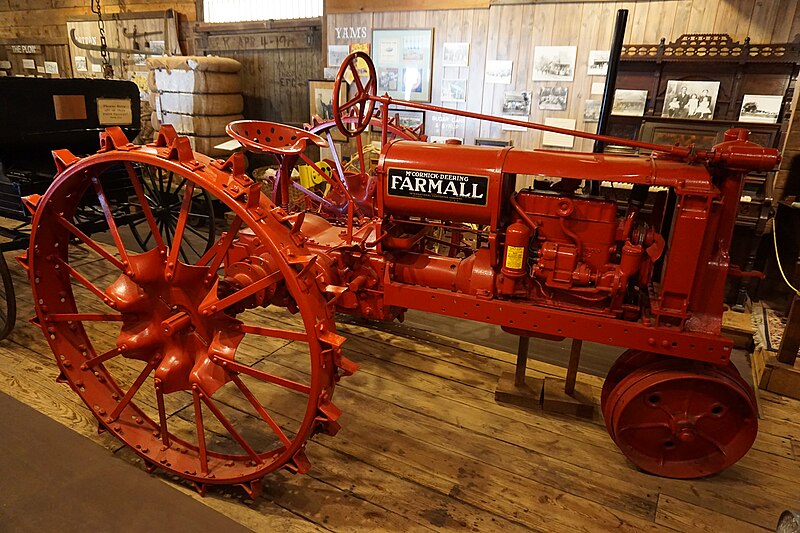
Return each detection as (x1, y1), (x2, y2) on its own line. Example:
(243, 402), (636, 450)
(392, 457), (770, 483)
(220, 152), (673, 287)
(0, 244), (798, 532)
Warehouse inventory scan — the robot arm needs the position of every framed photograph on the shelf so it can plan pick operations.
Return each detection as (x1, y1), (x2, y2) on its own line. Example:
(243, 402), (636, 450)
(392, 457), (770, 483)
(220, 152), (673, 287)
(660, 80), (720, 120)
(441, 79), (467, 102)
(502, 91), (531, 117)
(373, 29), (434, 102)
(327, 45), (350, 68)
(584, 99), (601, 122)
(739, 94), (782, 123)
(587, 50), (610, 76)
(443, 42), (470, 67)
(378, 67), (400, 92)
(388, 106), (425, 131)
(538, 86), (568, 111)
(612, 89), (648, 116)
(532, 46), (577, 82)
(308, 80), (346, 122)
(542, 117), (576, 148)
(485, 60), (512, 84)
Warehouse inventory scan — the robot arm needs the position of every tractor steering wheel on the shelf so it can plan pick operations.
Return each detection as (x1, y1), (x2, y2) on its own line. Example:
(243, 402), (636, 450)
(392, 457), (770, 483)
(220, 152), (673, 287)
(333, 51), (377, 137)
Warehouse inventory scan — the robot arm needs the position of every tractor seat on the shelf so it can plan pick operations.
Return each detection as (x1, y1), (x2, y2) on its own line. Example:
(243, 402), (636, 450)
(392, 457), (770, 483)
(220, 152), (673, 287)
(226, 120), (327, 156)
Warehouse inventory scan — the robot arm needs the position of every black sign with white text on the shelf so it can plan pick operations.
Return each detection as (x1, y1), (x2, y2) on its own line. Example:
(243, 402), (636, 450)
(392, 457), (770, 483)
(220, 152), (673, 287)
(386, 168), (489, 206)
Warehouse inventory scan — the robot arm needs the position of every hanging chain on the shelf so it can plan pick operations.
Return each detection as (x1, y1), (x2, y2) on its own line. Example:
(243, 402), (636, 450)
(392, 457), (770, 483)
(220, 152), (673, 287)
(91, 0), (114, 78)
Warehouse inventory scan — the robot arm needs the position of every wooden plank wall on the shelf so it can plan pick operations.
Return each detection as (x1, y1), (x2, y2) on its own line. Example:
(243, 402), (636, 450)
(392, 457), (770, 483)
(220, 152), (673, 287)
(327, 0), (800, 150)
(194, 22), (324, 127)
(0, 0), (196, 42)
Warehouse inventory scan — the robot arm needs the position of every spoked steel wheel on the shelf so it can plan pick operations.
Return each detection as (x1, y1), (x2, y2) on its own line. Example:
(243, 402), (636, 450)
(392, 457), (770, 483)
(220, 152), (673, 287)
(22, 127), (353, 496)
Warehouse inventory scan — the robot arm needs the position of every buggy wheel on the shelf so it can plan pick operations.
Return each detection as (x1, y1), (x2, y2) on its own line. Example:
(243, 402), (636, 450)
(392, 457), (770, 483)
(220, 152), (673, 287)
(0, 252), (16, 340)
(128, 163), (217, 263)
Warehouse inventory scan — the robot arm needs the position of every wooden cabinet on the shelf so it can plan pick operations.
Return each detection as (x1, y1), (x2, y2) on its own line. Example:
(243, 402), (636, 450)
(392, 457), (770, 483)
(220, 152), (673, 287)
(603, 33), (800, 307)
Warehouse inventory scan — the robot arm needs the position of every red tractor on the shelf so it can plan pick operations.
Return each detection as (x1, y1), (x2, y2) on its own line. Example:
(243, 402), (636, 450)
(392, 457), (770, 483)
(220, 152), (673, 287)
(21, 52), (776, 496)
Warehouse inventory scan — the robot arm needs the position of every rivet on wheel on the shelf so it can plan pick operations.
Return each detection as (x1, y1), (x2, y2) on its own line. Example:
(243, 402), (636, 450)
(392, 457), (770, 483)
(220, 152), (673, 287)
(135, 417), (144, 425)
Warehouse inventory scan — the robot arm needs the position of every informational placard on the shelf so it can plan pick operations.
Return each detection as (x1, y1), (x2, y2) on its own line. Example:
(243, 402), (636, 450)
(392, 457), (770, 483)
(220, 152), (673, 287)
(97, 98), (133, 125)
(373, 28), (433, 102)
(22, 58), (35, 70)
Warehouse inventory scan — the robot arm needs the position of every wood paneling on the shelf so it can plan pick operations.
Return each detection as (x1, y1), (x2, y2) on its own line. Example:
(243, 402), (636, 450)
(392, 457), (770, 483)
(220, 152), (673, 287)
(328, 0), (800, 149)
(195, 21), (323, 127)
(0, 1), (195, 42)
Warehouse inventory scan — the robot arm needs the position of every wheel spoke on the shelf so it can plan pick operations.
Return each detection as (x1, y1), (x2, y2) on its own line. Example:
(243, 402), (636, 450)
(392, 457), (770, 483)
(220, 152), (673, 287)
(154, 379), (171, 447)
(350, 63), (364, 92)
(55, 214), (126, 271)
(167, 181), (195, 268)
(232, 374), (291, 447)
(91, 177), (129, 264)
(124, 162), (166, 251)
(56, 257), (117, 308)
(193, 389), (209, 475)
(240, 323), (308, 342)
(200, 271), (283, 316)
(84, 346), (123, 368)
(199, 216), (243, 268)
(200, 394), (262, 464)
(109, 357), (158, 421)
(209, 355), (310, 395)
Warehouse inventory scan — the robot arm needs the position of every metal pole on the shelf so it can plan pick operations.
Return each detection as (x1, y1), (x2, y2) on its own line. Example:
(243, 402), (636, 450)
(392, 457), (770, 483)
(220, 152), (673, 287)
(565, 339), (582, 395)
(515, 336), (530, 387)
(590, 9), (629, 195)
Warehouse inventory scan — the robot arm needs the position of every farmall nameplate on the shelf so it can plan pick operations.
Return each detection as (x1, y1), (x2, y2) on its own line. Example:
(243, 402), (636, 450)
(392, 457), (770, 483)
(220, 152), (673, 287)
(387, 168), (489, 206)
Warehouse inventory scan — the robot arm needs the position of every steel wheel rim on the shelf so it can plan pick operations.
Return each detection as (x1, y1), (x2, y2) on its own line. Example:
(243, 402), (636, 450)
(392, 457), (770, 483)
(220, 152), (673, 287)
(607, 365), (758, 479)
(27, 146), (341, 487)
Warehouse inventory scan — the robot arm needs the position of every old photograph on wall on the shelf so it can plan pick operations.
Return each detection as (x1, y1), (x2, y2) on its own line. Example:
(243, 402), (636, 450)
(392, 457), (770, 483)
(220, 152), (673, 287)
(441, 79), (467, 102)
(739, 94), (782, 123)
(584, 99), (601, 122)
(532, 46), (577, 82)
(538, 86), (568, 111)
(661, 80), (720, 120)
(587, 50), (610, 76)
(612, 89), (648, 116)
(485, 60), (513, 84)
(443, 42), (470, 67)
(502, 91), (532, 116)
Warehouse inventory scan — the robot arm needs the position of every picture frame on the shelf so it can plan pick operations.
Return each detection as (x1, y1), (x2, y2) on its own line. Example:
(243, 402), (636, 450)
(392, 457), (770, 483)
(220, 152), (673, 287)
(532, 46), (577, 82)
(308, 79), (346, 122)
(538, 86), (568, 111)
(485, 60), (513, 84)
(443, 42), (470, 67)
(587, 50), (610, 76)
(739, 94), (782, 124)
(612, 89), (648, 116)
(388, 106), (426, 132)
(373, 28), (434, 102)
(660, 80), (720, 120)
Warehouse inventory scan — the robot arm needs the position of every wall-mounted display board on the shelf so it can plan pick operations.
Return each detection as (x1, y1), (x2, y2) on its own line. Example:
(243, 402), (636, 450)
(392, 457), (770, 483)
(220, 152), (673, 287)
(372, 28), (434, 102)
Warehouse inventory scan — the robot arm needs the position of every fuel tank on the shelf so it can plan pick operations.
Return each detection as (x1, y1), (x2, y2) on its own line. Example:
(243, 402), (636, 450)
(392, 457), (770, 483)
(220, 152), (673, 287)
(377, 141), (514, 227)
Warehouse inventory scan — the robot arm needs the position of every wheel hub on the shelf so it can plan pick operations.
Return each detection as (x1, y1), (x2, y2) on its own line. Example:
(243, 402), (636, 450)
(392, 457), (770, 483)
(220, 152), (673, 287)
(106, 248), (241, 395)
